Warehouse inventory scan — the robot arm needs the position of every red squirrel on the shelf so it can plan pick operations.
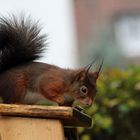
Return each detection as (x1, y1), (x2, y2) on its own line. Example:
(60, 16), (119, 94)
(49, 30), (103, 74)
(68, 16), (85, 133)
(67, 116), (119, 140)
(0, 15), (103, 106)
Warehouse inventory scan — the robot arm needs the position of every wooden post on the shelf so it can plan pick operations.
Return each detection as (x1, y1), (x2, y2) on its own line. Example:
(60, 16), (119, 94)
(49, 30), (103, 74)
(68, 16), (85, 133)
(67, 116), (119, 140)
(0, 104), (92, 140)
(0, 117), (64, 140)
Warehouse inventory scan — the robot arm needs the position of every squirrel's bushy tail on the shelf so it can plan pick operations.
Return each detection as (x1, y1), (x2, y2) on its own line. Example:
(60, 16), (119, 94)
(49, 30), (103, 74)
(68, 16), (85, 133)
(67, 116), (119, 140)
(0, 15), (46, 73)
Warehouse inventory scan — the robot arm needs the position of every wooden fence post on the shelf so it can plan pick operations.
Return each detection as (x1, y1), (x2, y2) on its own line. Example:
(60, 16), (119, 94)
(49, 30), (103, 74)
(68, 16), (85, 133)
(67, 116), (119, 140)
(0, 104), (92, 140)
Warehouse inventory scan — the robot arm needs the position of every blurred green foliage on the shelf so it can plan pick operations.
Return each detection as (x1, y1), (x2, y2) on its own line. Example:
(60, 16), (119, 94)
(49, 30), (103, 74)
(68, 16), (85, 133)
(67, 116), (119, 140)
(79, 66), (140, 140)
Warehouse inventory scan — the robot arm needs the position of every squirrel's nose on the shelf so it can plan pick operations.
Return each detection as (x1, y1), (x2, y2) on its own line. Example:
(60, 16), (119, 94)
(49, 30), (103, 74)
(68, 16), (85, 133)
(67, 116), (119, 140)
(85, 98), (93, 106)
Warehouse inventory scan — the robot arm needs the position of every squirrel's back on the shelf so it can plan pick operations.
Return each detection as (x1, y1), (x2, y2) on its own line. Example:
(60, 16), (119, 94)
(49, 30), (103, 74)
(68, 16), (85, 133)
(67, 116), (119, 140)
(0, 15), (47, 73)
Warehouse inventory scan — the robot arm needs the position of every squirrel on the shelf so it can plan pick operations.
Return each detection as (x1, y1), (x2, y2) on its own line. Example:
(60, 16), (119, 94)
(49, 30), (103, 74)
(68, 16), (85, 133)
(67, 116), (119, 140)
(0, 15), (103, 106)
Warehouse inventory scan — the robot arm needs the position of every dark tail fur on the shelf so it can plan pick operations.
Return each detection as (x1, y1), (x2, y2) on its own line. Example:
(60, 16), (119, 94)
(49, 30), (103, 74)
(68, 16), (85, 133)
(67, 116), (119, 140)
(0, 15), (46, 73)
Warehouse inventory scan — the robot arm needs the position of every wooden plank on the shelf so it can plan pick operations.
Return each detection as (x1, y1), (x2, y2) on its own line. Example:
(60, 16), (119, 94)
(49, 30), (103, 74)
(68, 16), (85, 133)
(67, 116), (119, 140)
(0, 104), (92, 127)
(0, 104), (72, 119)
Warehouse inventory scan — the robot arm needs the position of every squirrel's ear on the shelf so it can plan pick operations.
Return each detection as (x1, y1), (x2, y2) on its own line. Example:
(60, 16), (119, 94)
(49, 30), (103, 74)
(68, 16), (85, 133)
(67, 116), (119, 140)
(91, 72), (99, 81)
(74, 70), (86, 81)
(73, 58), (97, 82)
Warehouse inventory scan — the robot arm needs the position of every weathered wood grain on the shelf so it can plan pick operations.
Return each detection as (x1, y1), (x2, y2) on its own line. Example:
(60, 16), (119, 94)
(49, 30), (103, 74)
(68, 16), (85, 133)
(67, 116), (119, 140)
(0, 117), (65, 140)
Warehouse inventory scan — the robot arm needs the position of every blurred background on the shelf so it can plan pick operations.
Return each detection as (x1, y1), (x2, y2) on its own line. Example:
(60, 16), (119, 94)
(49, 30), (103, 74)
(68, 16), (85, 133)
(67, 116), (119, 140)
(74, 0), (140, 67)
(0, 0), (140, 140)
(75, 1), (140, 140)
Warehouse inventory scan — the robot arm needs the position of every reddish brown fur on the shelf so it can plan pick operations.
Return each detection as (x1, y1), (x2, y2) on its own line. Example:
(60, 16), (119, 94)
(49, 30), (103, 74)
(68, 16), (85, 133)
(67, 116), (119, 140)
(15, 73), (27, 103)
(0, 62), (100, 106)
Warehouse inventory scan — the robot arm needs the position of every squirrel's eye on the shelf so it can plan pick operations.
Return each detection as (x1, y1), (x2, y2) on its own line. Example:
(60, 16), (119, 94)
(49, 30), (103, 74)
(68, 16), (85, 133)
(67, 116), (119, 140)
(80, 85), (88, 96)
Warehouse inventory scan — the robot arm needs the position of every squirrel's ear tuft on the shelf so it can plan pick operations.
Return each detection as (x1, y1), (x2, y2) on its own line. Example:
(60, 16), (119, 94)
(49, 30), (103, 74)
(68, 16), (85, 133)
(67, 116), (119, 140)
(92, 58), (104, 80)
